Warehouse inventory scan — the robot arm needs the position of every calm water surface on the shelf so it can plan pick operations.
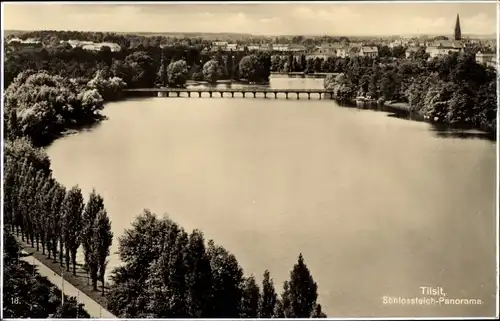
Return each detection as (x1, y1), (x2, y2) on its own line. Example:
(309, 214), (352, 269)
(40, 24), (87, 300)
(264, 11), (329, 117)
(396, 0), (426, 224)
(46, 77), (497, 317)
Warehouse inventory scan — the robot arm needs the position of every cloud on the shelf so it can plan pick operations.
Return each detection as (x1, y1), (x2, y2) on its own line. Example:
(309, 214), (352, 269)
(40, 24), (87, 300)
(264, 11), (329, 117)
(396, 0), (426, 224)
(411, 17), (449, 34)
(463, 13), (497, 34)
(2, 3), (497, 36)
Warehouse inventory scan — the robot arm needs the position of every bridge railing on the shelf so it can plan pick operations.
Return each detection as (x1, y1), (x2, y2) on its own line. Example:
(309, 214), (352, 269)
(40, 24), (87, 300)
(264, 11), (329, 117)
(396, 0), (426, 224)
(124, 88), (332, 93)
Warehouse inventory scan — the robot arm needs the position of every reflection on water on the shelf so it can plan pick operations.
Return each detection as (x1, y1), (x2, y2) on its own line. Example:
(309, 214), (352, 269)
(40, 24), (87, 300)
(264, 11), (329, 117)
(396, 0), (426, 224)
(430, 123), (496, 141)
(186, 77), (495, 142)
(187, 76), (326, 90)
(46, 76), (497, 318)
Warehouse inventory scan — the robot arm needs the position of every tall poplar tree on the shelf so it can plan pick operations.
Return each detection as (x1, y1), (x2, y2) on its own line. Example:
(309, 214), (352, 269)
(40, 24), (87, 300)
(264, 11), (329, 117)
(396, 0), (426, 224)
(258, 270), (277, 318)
(93, 209), (113, 295)
(287, 253), (319, 317)
(82, 189), (105, 288)
(61, 186), (84, 274)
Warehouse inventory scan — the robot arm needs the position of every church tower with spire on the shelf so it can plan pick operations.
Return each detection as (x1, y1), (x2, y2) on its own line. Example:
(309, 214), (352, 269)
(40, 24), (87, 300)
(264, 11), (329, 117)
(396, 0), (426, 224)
(454, 14), (462, 41)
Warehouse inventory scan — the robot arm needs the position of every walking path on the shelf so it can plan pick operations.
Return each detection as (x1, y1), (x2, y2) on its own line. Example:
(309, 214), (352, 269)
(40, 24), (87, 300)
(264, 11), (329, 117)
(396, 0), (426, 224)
(18, 249), (117, 319)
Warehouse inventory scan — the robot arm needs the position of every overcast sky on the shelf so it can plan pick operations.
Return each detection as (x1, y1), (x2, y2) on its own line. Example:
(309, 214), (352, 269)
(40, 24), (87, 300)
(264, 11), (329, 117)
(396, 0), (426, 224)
(2, 2), (498, 36)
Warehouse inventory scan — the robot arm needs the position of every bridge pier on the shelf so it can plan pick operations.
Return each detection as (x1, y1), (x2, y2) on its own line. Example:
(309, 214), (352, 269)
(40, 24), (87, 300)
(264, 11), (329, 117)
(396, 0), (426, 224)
(130, 89), (332, 100)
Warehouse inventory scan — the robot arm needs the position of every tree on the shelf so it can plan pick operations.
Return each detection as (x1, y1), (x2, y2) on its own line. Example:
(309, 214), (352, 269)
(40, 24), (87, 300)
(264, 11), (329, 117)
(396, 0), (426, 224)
(202, 60), (222, 84)
(50, 183), (66, 265)
(258, 270), (277, 318)
(93, 209), (113, 295)
(288, 253), (319, 318)
(226, 52), (234, 79)
(304, 59), (315, 74)
(107, 210), (172, 317)
(82, 189), (105, 289)
(61, 186), (84, 274)
(207, 240), (244, 317)
(313, 58), (323, 73)
(311, 303), (327, 318)
(156, 53), (167, 87)
(240, 275), (261, 317)
(299, 54), (307, 71)
(87, 70), (126, 101)
(4, 71), (106, 145)
(125, 51), (156, 88)
(3, 229), (90, 318)
(473, 80), (497, 132)
(239, 54), (263, 83)
(145, 226), (189, 317)
(279, 280), (293, 317)
(185, 230), (213, 317)
(380, 70), (400, 101)
(167, 60), (189, 88)
(36, 176), (54, 255)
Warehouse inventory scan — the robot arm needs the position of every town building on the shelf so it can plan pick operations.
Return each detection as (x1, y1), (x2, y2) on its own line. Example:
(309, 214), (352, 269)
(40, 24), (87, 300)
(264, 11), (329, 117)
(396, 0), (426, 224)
(259, 44), (272, 51)
(225, 43), (238, 51)
(288, 44), (307, 53)
(247, 44), (260, 51)
(475, 51), (496, 65)
(212, 41), (228, 47)
(8, 37), (41, 45)
(426, 38), (464, 58)
(272, 44), (289, 52)
(405, 46), (422, 58)
(425, 43), (463, 59)
(306, 43), (346, 60)
(359, 46), (379, 58)
(82, 42), (121, 52)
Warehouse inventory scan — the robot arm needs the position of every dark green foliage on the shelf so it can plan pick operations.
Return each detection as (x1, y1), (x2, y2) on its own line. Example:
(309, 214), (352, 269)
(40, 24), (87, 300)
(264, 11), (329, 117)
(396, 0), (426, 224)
(259, 270), (277, 318)
(3, 70), (116, 146)
(107, 211), (327, 318)
(240, 275), (261, 317)
(185, 230), (213, 317)
(93, 209), (113, 295)
(238, 53), (271, 83)
(61, 186), (84, 275)
(82, 189), (105, 289)
(288, 253), (319, 317)
(202, 59), (222, 84)
(4, 138), (328, 318)
(323, 52), (496, 133)
(3, 229), (90, 318)
(3, 140), (112, 318)
(207, 239), (244, 317)
(167, 60), (189, 88)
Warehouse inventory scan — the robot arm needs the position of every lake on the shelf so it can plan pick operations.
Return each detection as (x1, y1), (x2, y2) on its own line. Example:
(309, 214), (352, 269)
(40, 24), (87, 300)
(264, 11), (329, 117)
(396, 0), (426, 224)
(46, 76), (497, 317)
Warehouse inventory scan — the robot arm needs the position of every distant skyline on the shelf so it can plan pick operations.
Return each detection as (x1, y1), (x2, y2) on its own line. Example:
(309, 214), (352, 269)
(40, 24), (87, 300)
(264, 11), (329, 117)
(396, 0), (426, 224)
(2, 2), (498, 37)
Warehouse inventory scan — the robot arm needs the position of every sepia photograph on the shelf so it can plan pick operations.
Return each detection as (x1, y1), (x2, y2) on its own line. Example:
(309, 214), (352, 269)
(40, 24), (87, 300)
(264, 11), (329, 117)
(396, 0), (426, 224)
(1, 1), (498, 319)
